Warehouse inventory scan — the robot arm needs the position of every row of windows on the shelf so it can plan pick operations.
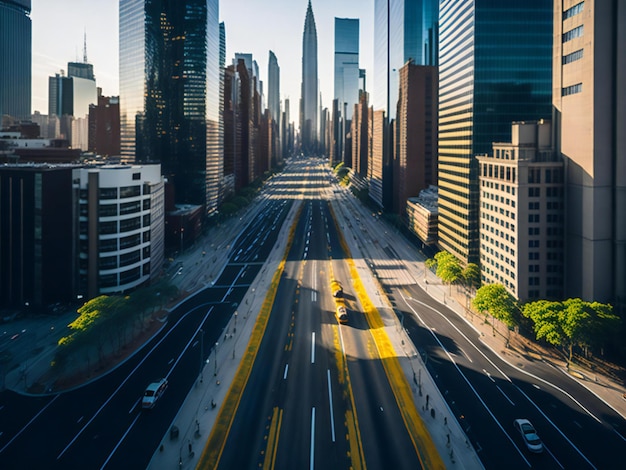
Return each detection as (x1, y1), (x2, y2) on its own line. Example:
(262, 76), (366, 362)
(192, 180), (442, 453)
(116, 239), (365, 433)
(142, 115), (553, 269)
(482, 201), (517, 218)
(482, 269), (515, 293)
(529, 276), (562, 286)
(483, 191), (516, 206)
(480, 231), (516, 256)
(563, 2), (584, 20)
(481, 180), (516, 196)
(99, 265), (147, 288)
(563, 49), (583, 65)
(482, 163), (516, 183)
(483, 211), (517, 227)
(482, 229), (516, 245)
(563, 25), (583, 43)
(563, 83), (583, 96)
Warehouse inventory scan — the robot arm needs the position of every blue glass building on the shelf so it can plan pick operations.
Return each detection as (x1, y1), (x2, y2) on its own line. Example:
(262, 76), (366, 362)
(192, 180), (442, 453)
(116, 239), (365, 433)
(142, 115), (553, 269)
(0, 0), (31, 121)
(437, 0), (553, 264)
(119, 0), (222, 212)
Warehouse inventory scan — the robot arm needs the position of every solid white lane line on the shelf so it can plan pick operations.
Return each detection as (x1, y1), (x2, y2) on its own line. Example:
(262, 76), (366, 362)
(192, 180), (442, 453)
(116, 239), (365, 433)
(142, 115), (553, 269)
(311, 332), (316, 364)
(483, 369), (496, 383)
(327, 370), (336, 442)
(0, 395), (59, 454)
(99, 413), (140, 470)
(495, 385), (516, 406)
(57, 305), (214, 460)
(310, 407), (316, 470)
(283, 363), (289, 380)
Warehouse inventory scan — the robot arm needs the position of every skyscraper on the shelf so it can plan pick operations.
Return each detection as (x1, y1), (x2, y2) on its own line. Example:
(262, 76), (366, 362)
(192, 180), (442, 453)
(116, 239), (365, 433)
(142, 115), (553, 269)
(0, 0), (31, 122)
(334, 17), (360, 165)
(119, 0), (222, 212)
(437, 0), (552, 265)
(372, 0), (439, 209)
(268, 51), (280, 123)
(300, 0), (318, 154)
(553, 1), (626, 307)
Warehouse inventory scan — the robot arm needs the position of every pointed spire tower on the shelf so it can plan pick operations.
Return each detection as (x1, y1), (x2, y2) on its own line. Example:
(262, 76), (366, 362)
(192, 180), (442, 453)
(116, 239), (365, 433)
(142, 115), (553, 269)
(300, 0), (318, 154)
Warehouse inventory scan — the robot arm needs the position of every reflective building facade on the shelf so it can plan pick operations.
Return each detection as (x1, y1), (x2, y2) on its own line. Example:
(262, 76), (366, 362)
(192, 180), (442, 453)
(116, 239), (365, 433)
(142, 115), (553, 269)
(372, 0), (439, 209)
(334, 18), (360, 118)
(0, 0), (31, 121)
(437, 0), (552, 264)
(119, 0), (222, 212)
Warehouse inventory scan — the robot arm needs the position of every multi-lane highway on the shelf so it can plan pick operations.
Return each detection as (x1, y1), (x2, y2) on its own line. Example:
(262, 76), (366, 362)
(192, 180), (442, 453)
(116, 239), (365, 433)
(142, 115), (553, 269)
(1, 156), (624, 469)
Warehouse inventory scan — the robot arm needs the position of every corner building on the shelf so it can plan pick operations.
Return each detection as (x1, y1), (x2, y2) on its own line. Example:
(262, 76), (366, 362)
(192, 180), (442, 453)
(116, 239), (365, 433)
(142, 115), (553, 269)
(437, 0), (552, 265)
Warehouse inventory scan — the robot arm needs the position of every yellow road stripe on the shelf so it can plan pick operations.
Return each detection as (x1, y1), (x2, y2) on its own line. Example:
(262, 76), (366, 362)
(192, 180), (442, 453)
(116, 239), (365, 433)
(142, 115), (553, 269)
(328, 204), (445, 470)
(262, 407), (283, 469)
(196, 204), (303, 469)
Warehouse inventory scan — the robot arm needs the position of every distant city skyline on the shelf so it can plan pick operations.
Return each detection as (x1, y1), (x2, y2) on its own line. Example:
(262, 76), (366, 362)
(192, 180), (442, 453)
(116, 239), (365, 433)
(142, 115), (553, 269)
(30, 0), (374, 117)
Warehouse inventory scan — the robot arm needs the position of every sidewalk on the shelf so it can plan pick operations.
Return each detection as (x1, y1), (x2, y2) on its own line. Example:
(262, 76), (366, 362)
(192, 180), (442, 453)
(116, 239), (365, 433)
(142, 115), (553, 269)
(147, 199), (302, 469)
(333, 199), (484, 469)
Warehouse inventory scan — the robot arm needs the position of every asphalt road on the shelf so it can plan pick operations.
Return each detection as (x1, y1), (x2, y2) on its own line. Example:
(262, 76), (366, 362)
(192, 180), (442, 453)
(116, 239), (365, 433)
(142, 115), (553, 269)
(215, 161), (429, 470)
(0, 194), (291, 469)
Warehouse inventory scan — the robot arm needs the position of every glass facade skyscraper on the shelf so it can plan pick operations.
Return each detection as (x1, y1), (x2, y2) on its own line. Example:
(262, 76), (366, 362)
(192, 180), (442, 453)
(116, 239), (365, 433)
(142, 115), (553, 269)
(372, 0), (439, 209)
(334, 18), (360, 118)
(0, 0), (31, 121)
(437, 0), (552, 264)
(119, 0), (222, 212)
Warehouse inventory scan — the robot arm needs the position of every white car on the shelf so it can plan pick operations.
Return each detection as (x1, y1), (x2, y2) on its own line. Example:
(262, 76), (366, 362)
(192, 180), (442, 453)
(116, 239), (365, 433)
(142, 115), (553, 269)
(142, 378), (168, 409)
(513, 418), (544, 453)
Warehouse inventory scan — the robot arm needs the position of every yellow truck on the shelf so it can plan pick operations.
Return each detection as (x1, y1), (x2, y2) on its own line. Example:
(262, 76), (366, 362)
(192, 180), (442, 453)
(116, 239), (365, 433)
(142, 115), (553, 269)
(330, 280), (343, 298)
(335, 299), (348, 324)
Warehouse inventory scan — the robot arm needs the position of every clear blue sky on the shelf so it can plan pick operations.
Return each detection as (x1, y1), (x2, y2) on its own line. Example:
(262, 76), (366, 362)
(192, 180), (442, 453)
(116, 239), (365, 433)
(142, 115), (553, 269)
(30, 0), (374, 116)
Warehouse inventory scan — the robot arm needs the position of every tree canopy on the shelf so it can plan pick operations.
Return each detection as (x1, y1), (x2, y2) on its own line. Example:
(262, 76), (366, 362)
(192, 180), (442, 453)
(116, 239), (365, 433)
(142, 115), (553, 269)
(427, 251), (462, 289)
(472, 283), (519, 329)
(522, 298), (620, 362)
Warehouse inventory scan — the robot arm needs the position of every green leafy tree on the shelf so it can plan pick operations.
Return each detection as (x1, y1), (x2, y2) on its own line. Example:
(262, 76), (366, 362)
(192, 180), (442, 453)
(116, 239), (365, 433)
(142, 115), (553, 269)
(522, 298), (620, 363)
(461, 263), (481, 294)
(473, 284), (520, 343)
(432, 251), (462, 293)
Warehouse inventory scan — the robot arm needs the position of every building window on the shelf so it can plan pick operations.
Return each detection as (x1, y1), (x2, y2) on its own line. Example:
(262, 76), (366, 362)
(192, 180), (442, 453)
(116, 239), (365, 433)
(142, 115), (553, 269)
(563, 49), (583, 64)
(120, 185), (141, 198)
(563, 2), (584, 20)
(562, 83), (583, 96)
(99, 187), (118, 199)
(99, 204), (118, 217)
(563, 25), (583, 43)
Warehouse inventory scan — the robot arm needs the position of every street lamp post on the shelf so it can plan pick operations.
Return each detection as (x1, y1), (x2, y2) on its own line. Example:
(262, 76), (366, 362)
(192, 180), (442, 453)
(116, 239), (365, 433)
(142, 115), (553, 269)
(214, 342), (219, 376)
(199, 329), (204, 383)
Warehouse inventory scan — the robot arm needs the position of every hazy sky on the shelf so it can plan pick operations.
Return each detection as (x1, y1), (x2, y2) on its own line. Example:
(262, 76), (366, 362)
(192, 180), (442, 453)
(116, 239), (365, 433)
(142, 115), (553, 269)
(30, 0), (374, 117)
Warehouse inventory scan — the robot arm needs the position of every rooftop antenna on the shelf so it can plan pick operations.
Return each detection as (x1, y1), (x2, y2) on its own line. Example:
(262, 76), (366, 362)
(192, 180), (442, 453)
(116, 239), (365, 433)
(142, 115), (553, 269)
(83, 29), (88, 63)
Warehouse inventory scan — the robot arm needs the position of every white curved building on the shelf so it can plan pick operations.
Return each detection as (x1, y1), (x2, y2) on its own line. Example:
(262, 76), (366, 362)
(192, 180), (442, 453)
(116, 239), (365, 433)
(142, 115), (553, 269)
(74, 164), (164, 298)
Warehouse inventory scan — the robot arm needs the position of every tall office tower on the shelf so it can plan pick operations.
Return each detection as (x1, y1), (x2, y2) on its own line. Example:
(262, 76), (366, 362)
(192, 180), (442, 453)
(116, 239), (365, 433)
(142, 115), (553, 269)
(437, 0), (552, 265)
(0, 165), (74, 308)
(268, 51), (280, 122)
(334, 17), (360, 164)
(372, 0), (439, 209)
(477, 121), (563, 302)
(394, 61), (437, 217)
(300, 0), (318, 154)
(554, 1), (626, 307)
(119, 0), (222, 213)
(0, 0), (31, 123)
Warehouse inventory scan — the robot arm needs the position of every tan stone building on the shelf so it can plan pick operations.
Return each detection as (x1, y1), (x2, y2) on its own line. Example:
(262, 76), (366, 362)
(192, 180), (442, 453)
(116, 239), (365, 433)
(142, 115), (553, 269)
(477, 121), (564, 302)
(553, 1), (626, 307)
